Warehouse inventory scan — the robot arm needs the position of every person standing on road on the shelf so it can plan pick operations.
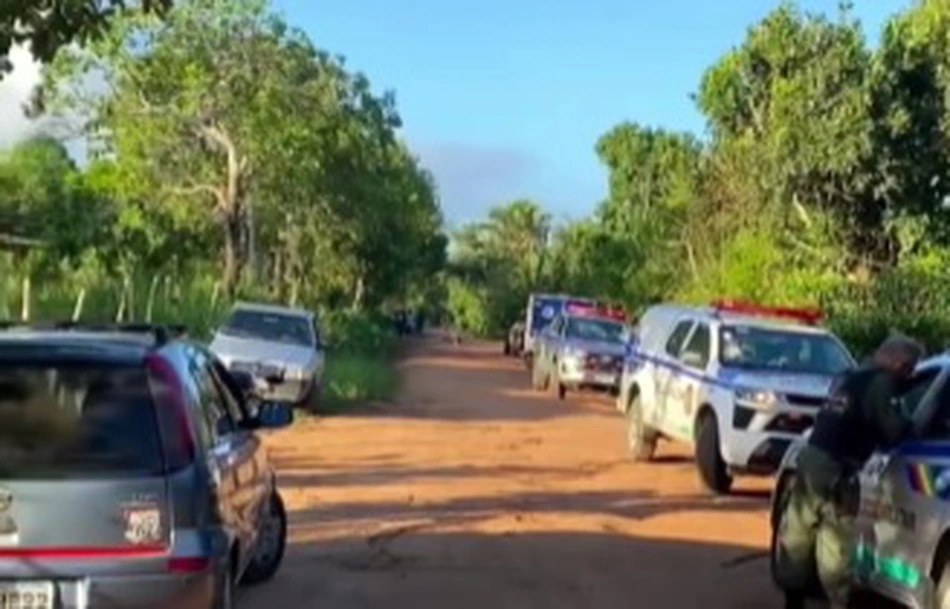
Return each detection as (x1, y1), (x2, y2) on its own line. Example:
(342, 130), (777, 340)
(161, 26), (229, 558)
(774, 335), (925, 609)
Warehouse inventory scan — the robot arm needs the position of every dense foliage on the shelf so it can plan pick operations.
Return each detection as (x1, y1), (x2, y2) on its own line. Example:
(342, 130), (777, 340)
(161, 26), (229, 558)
(448, 1), (950, 357)
(0, 0), (171, 76)
(0, 0), (446, 342)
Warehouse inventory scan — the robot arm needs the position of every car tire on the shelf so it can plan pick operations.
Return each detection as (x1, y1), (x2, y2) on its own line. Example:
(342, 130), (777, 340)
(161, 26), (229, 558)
(936, 554), (950, 609)
(240, 491), (288, 586)
(626, 394), (657, 462)
(769, 473), (794, 587)
(695, 411), (733, 494)
(504, 341), (511, 356)
(556, 380), (567, 400)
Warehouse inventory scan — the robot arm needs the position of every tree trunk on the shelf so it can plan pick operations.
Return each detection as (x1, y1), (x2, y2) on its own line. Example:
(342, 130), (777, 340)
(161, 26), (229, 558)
(352, 275), (365, 311)
(221, 213), (243, 299)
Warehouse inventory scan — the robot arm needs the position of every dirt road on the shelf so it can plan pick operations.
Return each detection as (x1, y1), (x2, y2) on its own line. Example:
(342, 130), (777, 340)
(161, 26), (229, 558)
(244, 334), (782, 608)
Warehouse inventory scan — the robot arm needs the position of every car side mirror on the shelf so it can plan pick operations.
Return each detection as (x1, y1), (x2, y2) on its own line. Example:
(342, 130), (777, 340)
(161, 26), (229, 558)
(229, 370), (257, 396)
(256, 401), (294, 429)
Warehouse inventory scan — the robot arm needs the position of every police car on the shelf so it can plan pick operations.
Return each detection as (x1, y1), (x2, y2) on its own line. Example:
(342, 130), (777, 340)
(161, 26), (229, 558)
(523, 294), (598, 364)
(531, 302), (629, 399)
(617, 300), (855, 494)
(771, 353), (950, 609)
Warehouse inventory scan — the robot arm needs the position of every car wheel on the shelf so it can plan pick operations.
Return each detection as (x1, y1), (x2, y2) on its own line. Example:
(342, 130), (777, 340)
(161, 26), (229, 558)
(556, 380), (567, 400)
(504, 341), (511, 356)
(695, 411), (733, 494)
(240, 491), (288, 586)
(770, 473), (794, 587)
(936, 554), (950, 609)
(626, 394), (657, 462)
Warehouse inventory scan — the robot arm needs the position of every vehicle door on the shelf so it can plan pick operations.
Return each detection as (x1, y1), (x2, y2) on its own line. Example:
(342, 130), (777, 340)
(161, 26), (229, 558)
(666, 321), (712, 441)
(184, 346), (260, 567)
(207, 355), (271, 572)
(537, 316), (564, 378)
(854, 365), (950, 596)
(652, 319), (695, 434)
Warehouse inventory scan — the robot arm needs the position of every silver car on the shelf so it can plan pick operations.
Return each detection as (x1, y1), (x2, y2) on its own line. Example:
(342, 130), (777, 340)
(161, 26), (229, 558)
(0, 323), (293, 609)
(531, 310), (628, 400)
(210, 302), (325, 406)
(770, 354), (950, 608)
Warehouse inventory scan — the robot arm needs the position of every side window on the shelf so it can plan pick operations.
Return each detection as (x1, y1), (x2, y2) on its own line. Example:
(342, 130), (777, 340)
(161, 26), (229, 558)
(208, 358), (248, 423)
(680, 323), (711, 369)
(186, 347), (235, 441)
(665, 321), (694, 358)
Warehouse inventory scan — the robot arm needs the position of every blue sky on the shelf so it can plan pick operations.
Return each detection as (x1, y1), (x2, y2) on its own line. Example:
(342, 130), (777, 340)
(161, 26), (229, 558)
(272, 0), (911, 228)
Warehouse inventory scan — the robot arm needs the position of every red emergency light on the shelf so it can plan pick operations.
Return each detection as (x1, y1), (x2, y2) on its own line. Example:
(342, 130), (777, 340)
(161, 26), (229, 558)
(711, 299), (823, 325)
(566, 300), (629, 322)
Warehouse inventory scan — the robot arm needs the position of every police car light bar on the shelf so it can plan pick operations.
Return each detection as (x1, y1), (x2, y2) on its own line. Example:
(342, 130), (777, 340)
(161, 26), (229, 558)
(565, 301), (629, 322)
(711, 299), (823, 325)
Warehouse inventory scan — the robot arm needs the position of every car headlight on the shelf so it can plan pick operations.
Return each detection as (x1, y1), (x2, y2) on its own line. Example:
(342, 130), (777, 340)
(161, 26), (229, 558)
(735, 388), (778, 409)
(562, 347), (587, 360)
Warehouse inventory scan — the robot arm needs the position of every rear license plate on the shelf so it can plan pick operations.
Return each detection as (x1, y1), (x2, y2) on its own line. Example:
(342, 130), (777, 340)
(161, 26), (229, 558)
(0, 582), (55, 609)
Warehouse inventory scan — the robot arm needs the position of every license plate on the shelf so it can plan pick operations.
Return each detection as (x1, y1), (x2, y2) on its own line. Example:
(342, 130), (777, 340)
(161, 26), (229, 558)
(0, 582), (55, 609)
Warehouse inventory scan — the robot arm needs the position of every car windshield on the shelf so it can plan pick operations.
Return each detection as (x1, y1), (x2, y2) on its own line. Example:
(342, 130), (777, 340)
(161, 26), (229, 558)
(719, 325), (853, 375)
(0, 361), (164, 479)
(564, 317), (625, 344)
(220, 309), (313, 347)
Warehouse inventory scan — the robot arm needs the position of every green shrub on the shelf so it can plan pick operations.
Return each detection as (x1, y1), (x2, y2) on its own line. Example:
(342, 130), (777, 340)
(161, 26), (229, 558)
(320, 309), (396, 355)
(321, 352), (399, 412)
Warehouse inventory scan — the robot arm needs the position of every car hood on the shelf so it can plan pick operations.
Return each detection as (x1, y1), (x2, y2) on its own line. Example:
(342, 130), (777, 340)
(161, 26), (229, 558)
(562, 339), (626, 357)
(209, 333), (317, 369)
(720, 368), (835, 398)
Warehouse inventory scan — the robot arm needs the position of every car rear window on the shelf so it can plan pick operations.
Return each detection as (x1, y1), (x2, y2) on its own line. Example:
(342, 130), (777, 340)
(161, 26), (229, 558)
(0, 361), (164, 479)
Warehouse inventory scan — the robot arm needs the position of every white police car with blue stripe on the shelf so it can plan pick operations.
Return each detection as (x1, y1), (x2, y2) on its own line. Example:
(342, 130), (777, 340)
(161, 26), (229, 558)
(617, 300), (855, 494)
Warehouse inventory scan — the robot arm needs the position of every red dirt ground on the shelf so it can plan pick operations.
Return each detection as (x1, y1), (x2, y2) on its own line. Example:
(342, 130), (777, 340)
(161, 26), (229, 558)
(244, 334), (785, 608)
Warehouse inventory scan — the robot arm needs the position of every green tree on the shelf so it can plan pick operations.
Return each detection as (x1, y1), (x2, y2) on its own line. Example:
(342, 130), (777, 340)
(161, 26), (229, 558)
(0, 0), (171, 75)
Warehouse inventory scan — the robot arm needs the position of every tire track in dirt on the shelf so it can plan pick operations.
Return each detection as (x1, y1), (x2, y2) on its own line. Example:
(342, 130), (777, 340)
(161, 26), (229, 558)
(244, 333), (784, 608)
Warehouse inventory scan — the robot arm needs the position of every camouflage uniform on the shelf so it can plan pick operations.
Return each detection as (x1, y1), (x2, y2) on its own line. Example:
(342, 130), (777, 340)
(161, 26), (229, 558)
(775, 366), (912, 609)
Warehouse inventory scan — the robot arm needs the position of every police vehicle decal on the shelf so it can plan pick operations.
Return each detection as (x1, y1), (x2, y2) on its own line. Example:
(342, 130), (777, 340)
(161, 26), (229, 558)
(854, 543), (922, 589)
(907, 461), (950, 499)
(898, 442), (950, 459)
(627, 348), (735, 389)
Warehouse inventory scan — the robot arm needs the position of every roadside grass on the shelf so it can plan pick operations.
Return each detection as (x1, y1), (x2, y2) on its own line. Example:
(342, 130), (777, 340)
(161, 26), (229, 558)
(318, 351), (400, 414)
(11, 277), (404, 416)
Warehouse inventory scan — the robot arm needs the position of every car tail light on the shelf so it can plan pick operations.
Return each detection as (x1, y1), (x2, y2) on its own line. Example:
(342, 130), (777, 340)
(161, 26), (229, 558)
(146, 354), (196, 469)
(168, 556), (211, 574)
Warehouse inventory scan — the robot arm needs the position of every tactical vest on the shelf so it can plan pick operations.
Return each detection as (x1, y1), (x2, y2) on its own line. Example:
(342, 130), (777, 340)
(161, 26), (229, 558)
(808, 367), (892, 472)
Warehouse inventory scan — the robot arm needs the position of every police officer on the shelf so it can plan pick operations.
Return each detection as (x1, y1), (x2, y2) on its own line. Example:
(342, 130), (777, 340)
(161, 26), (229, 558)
(775, 335), (924, 609)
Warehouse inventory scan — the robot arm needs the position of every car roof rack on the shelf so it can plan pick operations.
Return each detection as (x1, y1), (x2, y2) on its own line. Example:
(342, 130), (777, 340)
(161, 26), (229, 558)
(0, 321), (189, 346)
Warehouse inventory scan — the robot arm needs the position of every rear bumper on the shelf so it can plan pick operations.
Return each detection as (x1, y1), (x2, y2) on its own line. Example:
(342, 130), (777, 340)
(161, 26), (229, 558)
(0, 572), (215, 609)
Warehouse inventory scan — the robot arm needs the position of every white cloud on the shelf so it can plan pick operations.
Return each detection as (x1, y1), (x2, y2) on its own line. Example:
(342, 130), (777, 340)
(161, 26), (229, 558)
(0, 45), (42, 150)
